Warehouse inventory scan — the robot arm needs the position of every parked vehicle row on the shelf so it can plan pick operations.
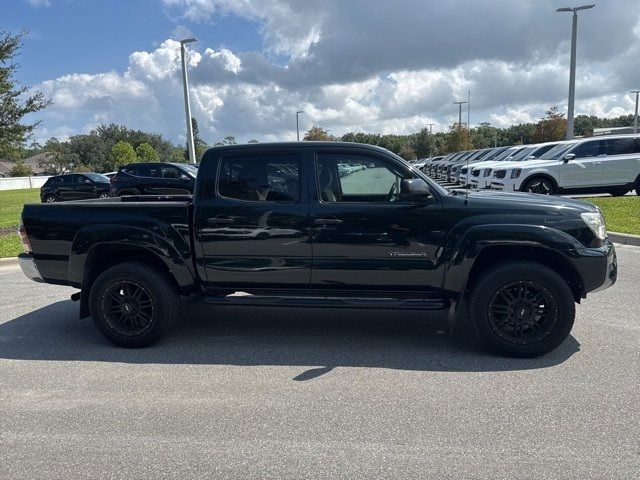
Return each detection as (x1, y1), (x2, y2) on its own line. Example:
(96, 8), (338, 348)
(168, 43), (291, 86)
(413, 134), (640, 196)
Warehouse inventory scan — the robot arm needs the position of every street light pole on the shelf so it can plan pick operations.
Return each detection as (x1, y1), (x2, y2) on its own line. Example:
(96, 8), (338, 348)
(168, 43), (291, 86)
(426, 123), (435, 157)
(180, 38), (197, 164)
(296, 111), (303, 141)
(453, 101), (467, 129)
(556, 4), (595, 140)
(631, 90), (640, 134)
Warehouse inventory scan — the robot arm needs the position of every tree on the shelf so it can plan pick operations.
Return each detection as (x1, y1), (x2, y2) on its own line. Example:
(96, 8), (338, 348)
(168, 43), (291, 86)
(109, 141), (137, 169)
(42, 137), (78, 174)
(0, 31), (51, 159)
(303, 125), (332, 141)
(185, 117), (208, 161)
(445, 125), (472, 153)
(9, 159), (32, 177)
(532, 106), (566, 143)
(398, 145), (417, 161)
(136, 142), (158, 161)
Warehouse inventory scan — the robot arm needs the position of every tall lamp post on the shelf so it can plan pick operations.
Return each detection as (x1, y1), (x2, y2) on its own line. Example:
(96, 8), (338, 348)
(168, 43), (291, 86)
(631, 90), (640, 134)
(296, 111), (303, 141)
(426, 123), (435, 157)
(453, 101), (467, 151)
(180, 38), (197, 164)
(556, 4), (595, 140)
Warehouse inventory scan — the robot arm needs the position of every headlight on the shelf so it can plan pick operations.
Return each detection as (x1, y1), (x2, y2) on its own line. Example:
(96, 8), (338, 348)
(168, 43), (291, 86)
(511, 168), (522, 179)
(483, 168), (492, 177)
(580, 212), (607, 240)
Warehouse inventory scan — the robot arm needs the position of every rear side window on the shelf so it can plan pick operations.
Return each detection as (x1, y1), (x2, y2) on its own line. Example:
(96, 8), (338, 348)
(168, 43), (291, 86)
(218, 154), (300, 202)
(571, 140), (602, 158)
(46, 177), (64, 185)
(605, 138), (640, 155)
(121, 166), (138, 176)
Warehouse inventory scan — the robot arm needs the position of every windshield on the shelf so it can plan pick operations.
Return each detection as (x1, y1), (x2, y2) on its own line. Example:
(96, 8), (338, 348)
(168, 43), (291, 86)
(179, 164), (198, 177)
(84, 173), (110, 182)
(510, 146), (537, 162)
(539, 142), (576, 160)
(492, 147), (520, 162)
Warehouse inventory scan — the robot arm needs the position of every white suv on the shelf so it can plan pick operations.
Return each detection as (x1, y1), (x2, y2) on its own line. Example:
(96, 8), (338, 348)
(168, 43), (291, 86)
(490, 135), (640, 195)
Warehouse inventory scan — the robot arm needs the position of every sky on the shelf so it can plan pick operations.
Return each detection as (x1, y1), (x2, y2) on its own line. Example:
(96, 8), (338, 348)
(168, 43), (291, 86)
(6, 0), (640, 145)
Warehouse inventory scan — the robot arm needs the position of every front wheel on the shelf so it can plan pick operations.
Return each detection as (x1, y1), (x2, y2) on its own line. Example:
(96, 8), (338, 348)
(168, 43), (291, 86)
(44, 195), (57, 203)
(522, 177), (556, 195)
(89, 262), (180, 347)
(468, 261), (575, 357)
(98, 192), (110, 199)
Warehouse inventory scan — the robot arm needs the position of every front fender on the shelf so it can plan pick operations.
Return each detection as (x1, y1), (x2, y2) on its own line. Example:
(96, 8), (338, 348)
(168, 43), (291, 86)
(442, 223), (584, 294)
(68, 223), (196, 289)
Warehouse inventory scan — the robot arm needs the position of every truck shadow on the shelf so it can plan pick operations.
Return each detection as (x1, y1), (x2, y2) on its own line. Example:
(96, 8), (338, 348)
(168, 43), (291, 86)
(0, 299), (580, 379)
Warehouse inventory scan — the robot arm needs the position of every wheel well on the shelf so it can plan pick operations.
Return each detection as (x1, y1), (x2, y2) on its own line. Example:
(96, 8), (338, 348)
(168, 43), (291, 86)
(79, 244), (180, 318)
(465, 245), (584, 302)
(520, 173), (558, 192)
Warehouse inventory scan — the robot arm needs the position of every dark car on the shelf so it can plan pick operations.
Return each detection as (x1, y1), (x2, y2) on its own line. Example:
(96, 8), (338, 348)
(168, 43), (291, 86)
(18, 142), (616, 357)
(40, 173), (111, 203)
(109, 162), (197, 196)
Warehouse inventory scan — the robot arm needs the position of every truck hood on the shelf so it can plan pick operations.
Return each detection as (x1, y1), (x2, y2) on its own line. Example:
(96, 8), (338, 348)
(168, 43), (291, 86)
(451, 188), (598, 214)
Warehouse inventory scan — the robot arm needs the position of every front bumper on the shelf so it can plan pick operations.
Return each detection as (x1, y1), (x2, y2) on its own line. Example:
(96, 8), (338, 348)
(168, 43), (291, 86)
(574, 239), (617, 295)
(18, 253), (45, 283)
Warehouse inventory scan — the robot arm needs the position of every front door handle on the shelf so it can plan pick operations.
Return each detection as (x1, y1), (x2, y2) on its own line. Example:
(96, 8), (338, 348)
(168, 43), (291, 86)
(208, 216), (235, 225)
(314, 217), (343, 225)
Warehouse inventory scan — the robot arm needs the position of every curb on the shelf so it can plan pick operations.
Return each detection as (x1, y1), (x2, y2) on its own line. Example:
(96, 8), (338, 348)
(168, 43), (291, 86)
(609, 231), (640, 246)
(0, 257), (19, 268)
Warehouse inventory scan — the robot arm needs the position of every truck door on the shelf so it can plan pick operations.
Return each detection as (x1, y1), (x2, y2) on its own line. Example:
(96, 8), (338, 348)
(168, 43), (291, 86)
(309, 150), (445, 292)
(195, 149), (311, 288)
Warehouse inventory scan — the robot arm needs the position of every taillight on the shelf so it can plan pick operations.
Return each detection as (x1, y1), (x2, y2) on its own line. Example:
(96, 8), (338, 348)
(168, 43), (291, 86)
(18, 221), (32, 253)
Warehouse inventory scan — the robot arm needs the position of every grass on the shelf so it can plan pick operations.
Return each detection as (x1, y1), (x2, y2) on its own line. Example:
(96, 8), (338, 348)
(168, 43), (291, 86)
(582, 195), (640, 236)
(0, 188), (40, 258)
(0, 188), (40, 228)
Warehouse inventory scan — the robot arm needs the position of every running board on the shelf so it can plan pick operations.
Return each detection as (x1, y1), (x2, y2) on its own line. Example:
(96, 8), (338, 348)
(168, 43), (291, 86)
(202, 293), (450, 310)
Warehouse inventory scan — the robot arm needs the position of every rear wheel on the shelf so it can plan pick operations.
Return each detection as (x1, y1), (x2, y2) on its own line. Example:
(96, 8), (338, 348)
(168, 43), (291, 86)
(468, 261), (575, 357)
(98, 192), (110, 199)
(89, 262), (180, 347)
(44, 194), (57, 203)
(522, 177), (556, 195)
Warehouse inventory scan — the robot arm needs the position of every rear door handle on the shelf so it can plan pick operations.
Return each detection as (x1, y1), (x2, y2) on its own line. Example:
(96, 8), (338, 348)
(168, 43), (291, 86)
(208, 216), (235, 225)
(314, 217), (343, 225)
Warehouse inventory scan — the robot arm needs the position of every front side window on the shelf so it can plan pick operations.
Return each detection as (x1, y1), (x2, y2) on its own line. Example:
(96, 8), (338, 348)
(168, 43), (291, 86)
(137, 165), (161, 178)
(571, 140), (602, 158)
(605, 138), (640, 156)
(218, 154), (300, 202)
(161, 165), (182, 179)
(121, 166), (138, 176)
(317, 154), (409, 203)
(539, 142), (576, 160)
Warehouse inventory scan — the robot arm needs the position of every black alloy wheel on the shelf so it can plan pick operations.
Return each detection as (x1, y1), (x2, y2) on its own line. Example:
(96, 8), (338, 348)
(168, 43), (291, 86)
(487, 280), (559, 345)
(100, 280), (155, 336)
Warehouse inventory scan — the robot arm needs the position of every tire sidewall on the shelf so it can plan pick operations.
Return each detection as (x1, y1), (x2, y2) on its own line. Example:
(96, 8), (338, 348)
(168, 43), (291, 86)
(468, 262), (575, 357)
(89, 263), (177, 347)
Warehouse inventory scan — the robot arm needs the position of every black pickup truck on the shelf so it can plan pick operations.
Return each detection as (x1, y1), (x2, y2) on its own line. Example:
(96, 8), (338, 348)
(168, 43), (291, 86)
(18, 142), (617, 357)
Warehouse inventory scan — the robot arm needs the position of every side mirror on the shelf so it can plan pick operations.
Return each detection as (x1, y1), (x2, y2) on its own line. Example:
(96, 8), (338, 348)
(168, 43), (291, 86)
(84, 179), (92, 184)
(179, 174), (190, 180)
(526, 155), (536, 160)
(400, 178), (431, 202)
(563, 153), (575, 162)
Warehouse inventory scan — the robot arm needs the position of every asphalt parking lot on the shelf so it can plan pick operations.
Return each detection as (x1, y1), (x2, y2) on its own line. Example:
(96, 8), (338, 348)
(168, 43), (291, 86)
(1, 245), (638, 479)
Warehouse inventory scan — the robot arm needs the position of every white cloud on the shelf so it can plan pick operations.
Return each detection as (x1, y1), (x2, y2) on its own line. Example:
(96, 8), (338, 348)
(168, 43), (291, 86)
(23, 0), (51, 7)
(28, 0), (640, 145)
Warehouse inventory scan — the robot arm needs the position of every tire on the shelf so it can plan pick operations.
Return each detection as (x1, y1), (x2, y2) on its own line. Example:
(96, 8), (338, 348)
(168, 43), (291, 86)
(98, 192), (110, 199)
(44, 194), (57, 203)
(88, 262), (180, 347)
(635, 177), (640, 196)
(467, 261), (575, 357)
(521, 176), (556, 195)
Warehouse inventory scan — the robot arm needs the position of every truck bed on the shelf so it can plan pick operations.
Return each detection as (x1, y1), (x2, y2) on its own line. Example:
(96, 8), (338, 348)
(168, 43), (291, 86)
(22, 196), (193, 286)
